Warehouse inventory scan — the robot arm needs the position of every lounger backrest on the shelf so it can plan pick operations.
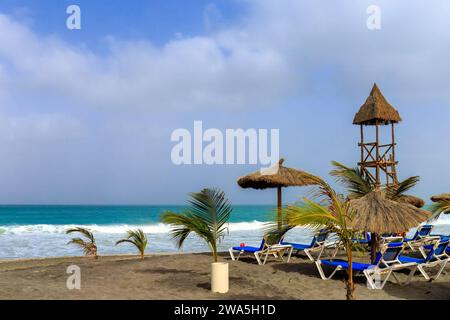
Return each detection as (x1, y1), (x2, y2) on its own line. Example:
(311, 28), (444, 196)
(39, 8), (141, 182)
(421, 239), (448, 262)
(431, 239), (450, 259)
(413, 225), (433, 240)
(374, 242), (404, 266)
(310, 229), (329, 247)
(263, 230), (285, 248)
(381, 232), (394, 238)
(258, 238), (266, 250)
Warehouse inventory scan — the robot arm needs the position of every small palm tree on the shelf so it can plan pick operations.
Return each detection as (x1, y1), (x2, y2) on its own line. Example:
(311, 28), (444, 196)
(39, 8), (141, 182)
(66, 227), (98, 258)
(282, 176), (360, 300)
(116, 229), (148, 260)
(160, 188), (232, 262)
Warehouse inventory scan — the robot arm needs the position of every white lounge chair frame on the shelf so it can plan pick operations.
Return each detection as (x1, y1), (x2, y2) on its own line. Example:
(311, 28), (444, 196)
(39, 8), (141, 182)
(413, 239), (450, 281)
(315, 243), (417, 290)
(229, 241), (293, 265)
(405, 225), (435, 251)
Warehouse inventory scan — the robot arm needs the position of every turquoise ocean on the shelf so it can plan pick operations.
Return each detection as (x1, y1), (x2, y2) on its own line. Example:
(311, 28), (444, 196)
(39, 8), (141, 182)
(0, 205), (449, 259)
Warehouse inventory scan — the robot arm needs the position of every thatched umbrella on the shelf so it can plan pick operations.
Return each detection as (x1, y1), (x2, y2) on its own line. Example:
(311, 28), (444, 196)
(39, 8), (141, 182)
(430, 193), (450, 216)
(237, 158), (318, 229)
(348, 193), (425, 209)
(431, 193), (450, 202)
(397, 195), (425, 208)
(349, 190), (431, 262)
(349, 190), (431, 234)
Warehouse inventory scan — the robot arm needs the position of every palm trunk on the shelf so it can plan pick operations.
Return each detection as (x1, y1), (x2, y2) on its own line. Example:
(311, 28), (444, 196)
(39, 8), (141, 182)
(346, 244), (355, 300)
(211, 242), (218, 263)
(140, 251), (144, 260)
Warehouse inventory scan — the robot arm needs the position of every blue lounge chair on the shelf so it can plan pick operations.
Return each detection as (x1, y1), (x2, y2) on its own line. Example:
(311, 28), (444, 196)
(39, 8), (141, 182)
(404, 225), (434, 251)
(281, 229), (330, 261)
(315, 242), (417, 289)
(399, 238), (450, 281)
(228, 236), (293, 265)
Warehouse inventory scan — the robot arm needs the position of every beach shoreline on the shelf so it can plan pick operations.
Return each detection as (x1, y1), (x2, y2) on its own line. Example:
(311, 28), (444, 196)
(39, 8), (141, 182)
(1, 252), (449, 300)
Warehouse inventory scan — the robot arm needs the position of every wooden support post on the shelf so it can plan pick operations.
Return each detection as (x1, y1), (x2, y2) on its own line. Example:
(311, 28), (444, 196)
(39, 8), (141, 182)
(391, 123), (398, 184)
(391, 123), (395, 161)
(360, 125), (364, 165)
(375, 123), (380, 186)
(277, 186), (282, 230)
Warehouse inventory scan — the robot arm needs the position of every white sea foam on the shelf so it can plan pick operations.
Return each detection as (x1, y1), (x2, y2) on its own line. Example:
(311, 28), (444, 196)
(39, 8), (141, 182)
(0, 220), (269, 235)
(0, 218), (449, 260)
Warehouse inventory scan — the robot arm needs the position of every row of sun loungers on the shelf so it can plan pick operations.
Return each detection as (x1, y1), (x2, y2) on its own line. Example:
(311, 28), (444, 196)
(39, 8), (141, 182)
(228, 225), (450, 289)
(228, 229), (330, 265)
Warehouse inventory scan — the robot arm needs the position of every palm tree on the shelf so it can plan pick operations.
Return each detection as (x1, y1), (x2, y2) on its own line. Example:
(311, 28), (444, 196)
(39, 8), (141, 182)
(160, 188), (232, 263)
(282, 176), (360, 300)
(66, 227), (98, 258)
(430, 200), (450, 221)
(331, 161), (421, 262)
(116, 229), (148, 260)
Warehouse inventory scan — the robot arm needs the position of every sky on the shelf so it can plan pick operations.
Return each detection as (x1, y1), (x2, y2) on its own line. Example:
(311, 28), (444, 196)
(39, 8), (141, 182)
(0, 0), (449, 205)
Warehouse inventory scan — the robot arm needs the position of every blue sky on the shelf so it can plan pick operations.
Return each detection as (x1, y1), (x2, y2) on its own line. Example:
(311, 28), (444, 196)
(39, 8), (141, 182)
(0, 1), (449, 205)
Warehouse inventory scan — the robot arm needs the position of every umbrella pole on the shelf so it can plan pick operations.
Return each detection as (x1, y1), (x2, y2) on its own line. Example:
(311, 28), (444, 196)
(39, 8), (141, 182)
(370, 233), (378, 263)
(277, 186), (282, 230)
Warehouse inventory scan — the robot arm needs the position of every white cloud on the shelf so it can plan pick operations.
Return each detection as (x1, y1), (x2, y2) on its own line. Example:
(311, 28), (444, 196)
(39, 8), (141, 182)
(0, 12), (292, 112)
(1, 1), (450, 114)
(0, 113), (85, 143)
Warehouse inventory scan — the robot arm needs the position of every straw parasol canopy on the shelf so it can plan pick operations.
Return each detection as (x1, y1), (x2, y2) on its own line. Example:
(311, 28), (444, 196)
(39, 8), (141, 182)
(353, 83), (402, 125)
(431, 193), (450, 202)
(237, 158), (318, 189)
(348, 190), (431, 234)
(397, 195), (425, 208)
(237, 158), (319, 228)
(431, 193), (450, 215)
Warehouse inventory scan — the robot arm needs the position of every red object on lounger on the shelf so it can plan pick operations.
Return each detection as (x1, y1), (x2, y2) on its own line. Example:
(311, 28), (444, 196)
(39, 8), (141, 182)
(240, 243), (245, 247)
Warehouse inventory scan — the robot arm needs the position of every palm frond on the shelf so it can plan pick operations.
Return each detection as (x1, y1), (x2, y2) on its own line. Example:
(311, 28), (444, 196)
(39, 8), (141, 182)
(115, 239), (135, 245)
(385, 176), (420, 200)
(67, 237), (86, 247)
(188, 188), (232, 237)
(263, 223), (294, 245)
(330, 161), (373, 198)
(284, 201), (335, 229)
(66, 227), (95, 244)
(67, 237), (97, 256)
(428, 200), (450, 221)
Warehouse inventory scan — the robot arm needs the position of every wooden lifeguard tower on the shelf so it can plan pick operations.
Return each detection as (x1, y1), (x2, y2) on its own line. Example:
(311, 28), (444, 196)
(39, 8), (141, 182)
(353, 84), (402, 187)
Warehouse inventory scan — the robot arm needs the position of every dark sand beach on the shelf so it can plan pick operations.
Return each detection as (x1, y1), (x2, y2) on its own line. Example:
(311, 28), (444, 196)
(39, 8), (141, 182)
(0, 252), (449, 300)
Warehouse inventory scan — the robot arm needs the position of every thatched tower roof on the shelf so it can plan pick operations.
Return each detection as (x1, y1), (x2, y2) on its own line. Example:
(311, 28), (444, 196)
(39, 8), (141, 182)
(431, 193), (450, 202)
(348, 190), (431, 233)
(353, 83), (402, 125)
(397, 195), (425, 208)
(237, 158), (318, 189)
